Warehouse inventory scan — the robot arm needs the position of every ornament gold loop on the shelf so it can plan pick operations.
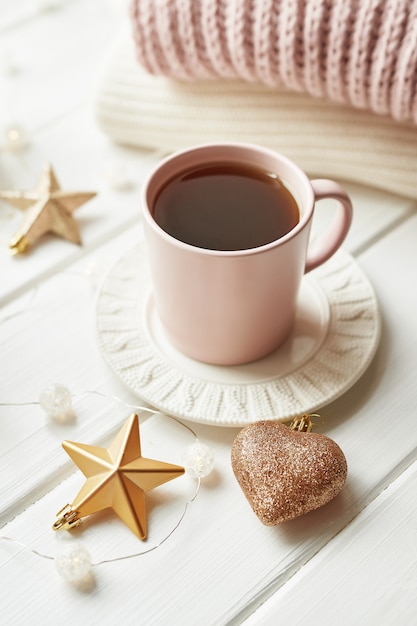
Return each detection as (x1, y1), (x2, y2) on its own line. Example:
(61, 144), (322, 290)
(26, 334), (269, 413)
(289, 413), (323, 433)
(9, 234), (30, 255)
(52, 504), (81, 531)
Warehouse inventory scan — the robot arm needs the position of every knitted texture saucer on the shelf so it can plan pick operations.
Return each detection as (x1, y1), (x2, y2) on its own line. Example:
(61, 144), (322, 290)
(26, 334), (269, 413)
(130, 0), (417, 125)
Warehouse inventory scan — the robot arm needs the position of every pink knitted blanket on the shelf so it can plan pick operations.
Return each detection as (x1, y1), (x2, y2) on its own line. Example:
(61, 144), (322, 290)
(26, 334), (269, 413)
(130, 0), (417, 124)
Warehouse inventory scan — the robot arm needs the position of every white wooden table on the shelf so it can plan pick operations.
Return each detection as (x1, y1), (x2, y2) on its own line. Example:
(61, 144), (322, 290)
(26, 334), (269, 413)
(1, 2), (417, 624)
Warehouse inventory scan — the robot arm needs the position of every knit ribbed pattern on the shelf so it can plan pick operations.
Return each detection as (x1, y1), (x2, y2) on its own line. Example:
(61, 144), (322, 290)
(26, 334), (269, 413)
(94, 35), (417, 200)
(129, 0), (417, 124)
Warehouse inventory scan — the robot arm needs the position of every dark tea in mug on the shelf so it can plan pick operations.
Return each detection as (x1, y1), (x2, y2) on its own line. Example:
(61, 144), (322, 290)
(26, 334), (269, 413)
(153, 162), (300, 251)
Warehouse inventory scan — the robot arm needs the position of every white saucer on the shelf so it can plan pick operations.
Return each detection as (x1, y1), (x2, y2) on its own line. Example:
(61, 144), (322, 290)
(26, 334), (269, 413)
(96, 245), (380, 426)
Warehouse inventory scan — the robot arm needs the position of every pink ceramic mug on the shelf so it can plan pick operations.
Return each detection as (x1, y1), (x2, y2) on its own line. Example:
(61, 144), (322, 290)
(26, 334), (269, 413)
(142, 143), (352, 365)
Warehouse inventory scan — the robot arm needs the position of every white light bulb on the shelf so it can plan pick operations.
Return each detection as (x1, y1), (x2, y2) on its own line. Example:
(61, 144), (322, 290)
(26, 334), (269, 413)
(55, 542), (92, 583)
(3, 125), (30, 151)
(103, 159), (134, 191)
(182, 442), (214, 478)
(39, 383), (72, 419)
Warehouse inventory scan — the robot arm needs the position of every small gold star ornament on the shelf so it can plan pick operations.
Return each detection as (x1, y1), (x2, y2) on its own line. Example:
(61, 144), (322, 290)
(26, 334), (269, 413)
(0, 163), (96, 254)
(53, 413), (185, 540)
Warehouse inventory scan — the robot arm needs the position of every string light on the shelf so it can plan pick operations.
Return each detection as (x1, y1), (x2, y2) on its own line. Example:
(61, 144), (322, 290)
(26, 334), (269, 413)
(0, 386), (215, 585)
(3, 124), (30, 152)
(55, 543), (92, 583)
(39, 383), (72, 420)
(182, 442), (215, 478)
(103, 159), (135, 191)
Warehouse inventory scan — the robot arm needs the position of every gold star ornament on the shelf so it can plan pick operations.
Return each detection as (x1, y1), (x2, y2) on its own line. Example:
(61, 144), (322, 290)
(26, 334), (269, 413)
(0, 163), (96, 254)
(53, 413), (185, 540)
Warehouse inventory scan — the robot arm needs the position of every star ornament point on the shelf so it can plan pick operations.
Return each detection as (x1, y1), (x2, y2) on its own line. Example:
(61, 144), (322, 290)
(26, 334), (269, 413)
(0, 163), (96, 254)
(55, 413), (185, 540)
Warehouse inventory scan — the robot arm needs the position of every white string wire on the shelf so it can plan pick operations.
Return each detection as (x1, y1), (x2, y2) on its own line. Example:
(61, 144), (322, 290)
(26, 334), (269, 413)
(1, 536), (54, 562)
(94, 478), (201, 566)
(1, 478), (201, 567)
(0, 388), (206, 571)
(78, 390), (199, 439)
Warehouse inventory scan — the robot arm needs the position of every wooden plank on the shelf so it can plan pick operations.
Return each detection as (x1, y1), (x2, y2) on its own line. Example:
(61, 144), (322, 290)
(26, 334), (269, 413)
(2, 1), (417, 623)
(1, 216), (417, 624)
(0, 108), (160, 305)
(243, 460), (417, 625)
(237, 213), (417, 621)
(0, 225), (145, 523)
(0, 0), (129, 128)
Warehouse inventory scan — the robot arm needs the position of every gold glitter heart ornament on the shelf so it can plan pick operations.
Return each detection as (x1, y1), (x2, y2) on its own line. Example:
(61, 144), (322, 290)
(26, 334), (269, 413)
(231, 418), (347, 525)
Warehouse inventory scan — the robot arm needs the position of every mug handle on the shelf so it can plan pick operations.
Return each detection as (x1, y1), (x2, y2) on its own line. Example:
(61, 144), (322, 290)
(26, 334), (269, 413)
(305, 179), (353, 273)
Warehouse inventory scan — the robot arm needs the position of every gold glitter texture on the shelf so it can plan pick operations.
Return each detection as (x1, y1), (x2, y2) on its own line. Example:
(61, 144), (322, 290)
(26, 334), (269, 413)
(0, 164), (96, 254)
(231, 421), (347, 525)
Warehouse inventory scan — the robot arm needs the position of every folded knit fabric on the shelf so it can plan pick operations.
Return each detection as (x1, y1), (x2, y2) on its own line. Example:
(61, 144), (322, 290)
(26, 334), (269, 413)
(95, 34), (417, 200)
(130, 0), (417, 125)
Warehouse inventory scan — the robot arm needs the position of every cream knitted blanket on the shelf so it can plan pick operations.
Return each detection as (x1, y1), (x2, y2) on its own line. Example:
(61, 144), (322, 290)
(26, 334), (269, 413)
(95, 35), (417, 200)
